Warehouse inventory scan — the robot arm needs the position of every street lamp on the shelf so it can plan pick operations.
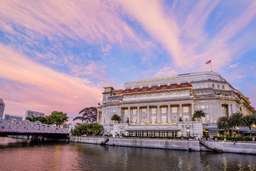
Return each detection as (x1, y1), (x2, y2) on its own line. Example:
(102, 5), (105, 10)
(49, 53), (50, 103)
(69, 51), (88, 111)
(186, 126), (190, 138)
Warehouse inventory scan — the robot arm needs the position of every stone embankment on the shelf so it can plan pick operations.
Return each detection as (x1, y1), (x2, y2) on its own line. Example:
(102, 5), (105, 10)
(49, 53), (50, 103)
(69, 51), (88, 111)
(200, 140), (256, 154)
(70, 136), (256, 155)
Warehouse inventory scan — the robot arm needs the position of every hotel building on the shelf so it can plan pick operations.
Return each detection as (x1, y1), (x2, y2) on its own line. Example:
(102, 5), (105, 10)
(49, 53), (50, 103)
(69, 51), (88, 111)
(26, 110), (45, 118)
(97, 72), (255, 138)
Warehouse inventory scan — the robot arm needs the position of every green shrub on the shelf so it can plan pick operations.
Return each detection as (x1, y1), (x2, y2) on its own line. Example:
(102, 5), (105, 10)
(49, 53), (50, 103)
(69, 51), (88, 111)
(192, 110), (206, 121)
(71, 123), (103, 136)
(111, 114), (121, 123)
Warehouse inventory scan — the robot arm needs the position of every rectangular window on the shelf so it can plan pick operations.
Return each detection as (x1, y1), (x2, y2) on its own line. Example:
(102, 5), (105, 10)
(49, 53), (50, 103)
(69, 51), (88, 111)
(150, 107), (157, 124)
(124, 109), (128, 115)
(161, 107), (167, 114)
(171, 107), (178, 113)
(222, 104), (229, 117)
(182, 106), (189, 113)
(151, 108), (156, 114)
(161, 115), (167, 123)
(131, 108), (137, 123)
(141, 108), (147, 113)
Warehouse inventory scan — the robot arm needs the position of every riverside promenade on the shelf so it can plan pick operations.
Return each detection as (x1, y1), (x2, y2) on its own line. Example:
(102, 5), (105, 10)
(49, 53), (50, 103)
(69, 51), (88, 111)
(71, 136), (256, 155)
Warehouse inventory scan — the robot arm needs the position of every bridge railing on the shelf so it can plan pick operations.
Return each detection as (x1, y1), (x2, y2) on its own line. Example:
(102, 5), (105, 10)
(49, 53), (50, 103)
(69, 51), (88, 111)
(0, 120), (69, 134)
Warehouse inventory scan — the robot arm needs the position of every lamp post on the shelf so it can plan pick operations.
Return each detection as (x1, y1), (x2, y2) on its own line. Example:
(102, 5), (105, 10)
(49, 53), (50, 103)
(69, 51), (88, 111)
(186, 126), (190, 138)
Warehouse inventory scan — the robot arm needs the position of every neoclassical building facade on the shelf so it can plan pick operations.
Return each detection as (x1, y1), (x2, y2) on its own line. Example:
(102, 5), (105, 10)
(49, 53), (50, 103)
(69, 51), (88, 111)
(97, 72), (254, 137)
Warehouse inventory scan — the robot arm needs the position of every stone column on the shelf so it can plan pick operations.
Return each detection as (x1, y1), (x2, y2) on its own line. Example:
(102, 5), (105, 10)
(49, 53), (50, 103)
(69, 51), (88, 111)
(137, 107), (140, 124)
(147, 106), (150, 123)
(149, 106), (152, 124)
(229, 104), (233, 115)
(132, 106), (139, 124)
(168, 105), (171, 124)
(128, 107), (131, 124)
(160, 105), (163, 124)
(191, 103), (194, 121)
(179, 104), (183, 122)
(157, 105), (160, 124)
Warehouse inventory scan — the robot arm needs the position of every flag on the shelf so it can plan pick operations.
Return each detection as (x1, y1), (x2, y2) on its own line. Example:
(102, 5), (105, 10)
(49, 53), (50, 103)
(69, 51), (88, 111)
(205, 60), (212, 64)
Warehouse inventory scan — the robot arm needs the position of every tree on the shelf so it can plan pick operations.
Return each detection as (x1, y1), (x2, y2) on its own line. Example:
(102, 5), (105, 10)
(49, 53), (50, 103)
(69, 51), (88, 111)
(26, 116), (36, 122)
(73, 107), (97, 123)
(228, 113), (243, 136)
(71, 123), (103, 136)
(192, 110), (206, 121)
(26, 111), (68, 126)
(37, 116), (48, 124)
(241, 114), (256, 137)
(26, 116), (48, 124)
(228, 113), (243, 128)
(111, 114), (121, 123)
(48, 111), (68, 126)
(217, 116), (230, 135)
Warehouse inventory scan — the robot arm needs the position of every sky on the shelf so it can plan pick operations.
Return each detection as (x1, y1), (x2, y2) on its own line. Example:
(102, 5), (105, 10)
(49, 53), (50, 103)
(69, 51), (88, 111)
(0, 0), (256, 116)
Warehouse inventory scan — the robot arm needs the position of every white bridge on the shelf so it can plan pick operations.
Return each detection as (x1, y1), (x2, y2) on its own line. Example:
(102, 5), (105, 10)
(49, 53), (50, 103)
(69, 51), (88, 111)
(0, 120), (69, 139)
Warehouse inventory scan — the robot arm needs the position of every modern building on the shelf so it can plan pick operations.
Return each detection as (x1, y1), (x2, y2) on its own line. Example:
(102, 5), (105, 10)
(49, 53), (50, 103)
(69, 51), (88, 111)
(97, 71), (255, 137)
(26, 110), (45, 118)
(0, 98), (5, 120)
(2, 114), (23, 121)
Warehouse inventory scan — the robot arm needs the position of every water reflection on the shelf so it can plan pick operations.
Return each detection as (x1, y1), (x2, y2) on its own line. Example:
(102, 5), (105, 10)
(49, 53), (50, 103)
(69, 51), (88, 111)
(0, 137), (256, 171)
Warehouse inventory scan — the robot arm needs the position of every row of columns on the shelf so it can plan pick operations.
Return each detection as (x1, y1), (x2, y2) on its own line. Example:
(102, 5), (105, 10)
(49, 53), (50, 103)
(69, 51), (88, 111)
(122, 104), (194, 124)
(127, 130), (178, 138)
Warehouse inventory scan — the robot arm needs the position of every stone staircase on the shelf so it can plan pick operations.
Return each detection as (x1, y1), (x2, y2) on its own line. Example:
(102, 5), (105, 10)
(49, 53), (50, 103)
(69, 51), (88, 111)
(199, 139), (223, 153)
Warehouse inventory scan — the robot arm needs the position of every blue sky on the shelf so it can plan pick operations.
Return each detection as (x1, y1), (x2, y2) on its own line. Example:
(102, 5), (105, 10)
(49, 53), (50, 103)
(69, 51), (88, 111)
(0, 0), (255, 115)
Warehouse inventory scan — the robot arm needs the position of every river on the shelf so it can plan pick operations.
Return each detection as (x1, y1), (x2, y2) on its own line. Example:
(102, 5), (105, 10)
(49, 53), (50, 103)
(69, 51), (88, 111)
(0, 137), (256, 171)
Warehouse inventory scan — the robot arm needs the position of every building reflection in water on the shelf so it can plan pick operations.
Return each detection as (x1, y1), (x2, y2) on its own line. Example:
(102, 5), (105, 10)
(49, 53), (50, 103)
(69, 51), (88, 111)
(0, 138), (256, 171)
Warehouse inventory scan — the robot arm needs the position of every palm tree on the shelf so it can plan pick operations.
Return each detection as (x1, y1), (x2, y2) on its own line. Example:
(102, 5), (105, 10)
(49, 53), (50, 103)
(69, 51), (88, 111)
(73, 107), (97, 123)
(228, 113), (242, 127)
(192, 110), (206, 121)
(111, 114), (121, 123)
(241, 114), (256, 137)
(228, 113), (243, 136)
(217, 116), (230, 136)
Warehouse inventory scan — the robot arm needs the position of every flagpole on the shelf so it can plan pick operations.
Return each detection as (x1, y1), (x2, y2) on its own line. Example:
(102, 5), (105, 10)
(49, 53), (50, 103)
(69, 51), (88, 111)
(205, 60), (213, 72)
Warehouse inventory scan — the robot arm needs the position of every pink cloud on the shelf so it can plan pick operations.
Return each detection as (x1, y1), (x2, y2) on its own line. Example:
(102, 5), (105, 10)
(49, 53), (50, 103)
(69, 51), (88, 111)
(180, 1), (256, 71)
(118, 0), (256, 71)
(0, 45), (101, 116)
(68, 61), (108, 85)
(1, 0), (254, 72)
(193, 1), (256, 71)
(0, 0), (255, 114)
(0, 0), (146, 48)
(154, 67), (177, 78)
(118, 0), (185, 66)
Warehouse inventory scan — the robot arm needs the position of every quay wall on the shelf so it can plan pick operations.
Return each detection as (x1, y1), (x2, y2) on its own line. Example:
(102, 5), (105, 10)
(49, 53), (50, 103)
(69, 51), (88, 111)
(71, 136), (256, 155)
(71, 136), (200, 151)
(109, 138), (200, 151)
(71, 136), (106, 144)
(203, 141), (256, 154)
